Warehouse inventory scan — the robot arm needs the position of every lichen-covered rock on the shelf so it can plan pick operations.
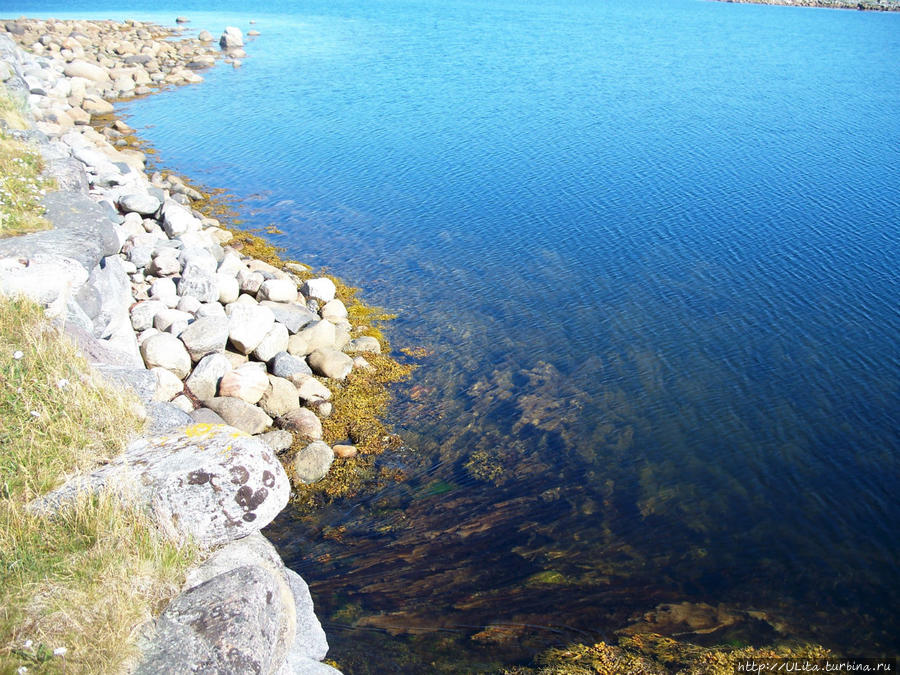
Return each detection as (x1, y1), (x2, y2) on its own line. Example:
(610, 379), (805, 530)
(135, 565), (287, 675)
(31, 425), (289, 546)
(293, 441), (334, 484)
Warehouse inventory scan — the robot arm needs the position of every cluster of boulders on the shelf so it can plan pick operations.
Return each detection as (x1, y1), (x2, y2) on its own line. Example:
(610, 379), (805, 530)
(0, 17), (228, 131)
(1, 23), (344, 675)
(122, 185), (381, 482)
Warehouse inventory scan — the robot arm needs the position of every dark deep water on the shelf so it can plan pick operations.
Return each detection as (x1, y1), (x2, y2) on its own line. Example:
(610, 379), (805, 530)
(12, 0), (900, 669)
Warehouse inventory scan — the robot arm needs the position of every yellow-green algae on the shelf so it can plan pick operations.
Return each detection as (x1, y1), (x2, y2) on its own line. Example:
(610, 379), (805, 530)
(502, 635), (831, 675)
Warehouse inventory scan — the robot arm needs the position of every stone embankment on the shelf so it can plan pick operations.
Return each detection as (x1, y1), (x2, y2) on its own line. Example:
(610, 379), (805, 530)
(0, 19), (348, 674)
(716, 0), (900, 10)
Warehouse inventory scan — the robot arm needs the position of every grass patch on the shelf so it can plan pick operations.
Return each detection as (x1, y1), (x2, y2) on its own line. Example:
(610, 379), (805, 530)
(0, 85), (53, 239)
(0, 296), (198, 673)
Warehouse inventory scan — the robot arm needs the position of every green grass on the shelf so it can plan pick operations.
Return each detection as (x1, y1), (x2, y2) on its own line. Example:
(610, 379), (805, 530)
(0, 86), (53, 239)
(0, 297), (198, 673)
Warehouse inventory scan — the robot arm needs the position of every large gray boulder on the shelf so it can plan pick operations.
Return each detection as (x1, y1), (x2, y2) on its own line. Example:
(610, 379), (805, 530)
(135, 565), (288, 675)
(118, 192), (160, 216)
(287, 320), (336, 357)
(226, 302), (275, 354)
(0, 191), (120, 275)
(184, 352), (231, 400)
(218, 362), (269, 405)
(178, 315), (229, 362)
(203, 397), (273, 435)
(302, 278), (336, 303)
(284, 568), (330, 662)
(160, 199), (199, 237)
(140, 332), (191, 379)
(270, 351), (312, 380)
(177, 260), (219, 303)
(31, 426), (290, 546)
(139, 533), (332, 674)
(308, 348), (353, 380)
(219, 26), (244, 49)
(146, 401), (195, 434)
(277, 407), (323, 441)
(252, 321), (289, 362)
(259, 301), (318, 334)
(0, 254), (89, 319)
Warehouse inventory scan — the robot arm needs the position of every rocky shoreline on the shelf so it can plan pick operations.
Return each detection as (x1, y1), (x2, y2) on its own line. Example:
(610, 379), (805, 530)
(0, 17), (380, 674)
(714, 0), (900, 10)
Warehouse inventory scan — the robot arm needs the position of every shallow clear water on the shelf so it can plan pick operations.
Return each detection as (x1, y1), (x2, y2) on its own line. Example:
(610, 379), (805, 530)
(11, 0), (900, 669)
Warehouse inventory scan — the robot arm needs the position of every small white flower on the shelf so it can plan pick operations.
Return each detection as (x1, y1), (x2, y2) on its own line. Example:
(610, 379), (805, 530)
(13, 350), (23, 360)
(30, 411), (40, 419)
(17, 666), (28, 674)
(53, 647), (67, 657)
(23, 639), (32, 649)
(56, 378), (69, 390)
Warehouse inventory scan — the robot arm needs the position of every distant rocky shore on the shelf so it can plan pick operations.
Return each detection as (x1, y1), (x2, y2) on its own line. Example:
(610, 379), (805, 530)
(716, 0), (900, 10)
(0, 16), (363, 674)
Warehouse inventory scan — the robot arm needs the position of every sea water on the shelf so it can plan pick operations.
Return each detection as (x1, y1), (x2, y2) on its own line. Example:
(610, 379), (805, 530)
(7, 0), (899, 669)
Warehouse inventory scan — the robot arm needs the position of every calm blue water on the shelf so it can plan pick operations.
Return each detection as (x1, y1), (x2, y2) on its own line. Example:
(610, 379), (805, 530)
(8, 0), (900, 668)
